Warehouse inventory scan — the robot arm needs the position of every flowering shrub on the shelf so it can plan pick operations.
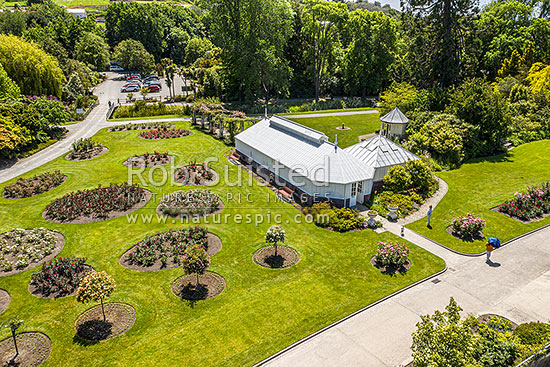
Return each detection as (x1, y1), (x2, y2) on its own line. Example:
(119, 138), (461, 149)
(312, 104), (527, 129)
(44, 183), (146, 221)
(109, 122), (173, 131)
(76, 271), (116, 321)
(497, 183), (550, 221)
(374, 241), (409, 267)
(451, 213), (486, 238)
(0, 228), (58, 272)
(67, 138), (104, 160)
(139, 128), (191, 139)
(181, 244), (210, 286)
(30, 257), (88, 297)
(127, 226), (209, 267)
(174, 162), (215, 185)
(126, 151), (170, 167)
(3, 170), (65, 198)
(159, 189), (221, 217)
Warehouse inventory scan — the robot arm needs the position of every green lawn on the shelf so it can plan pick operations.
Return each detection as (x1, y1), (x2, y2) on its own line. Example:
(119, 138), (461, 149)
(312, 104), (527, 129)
(408, 140), (550, 254)
(107, 114), (190, 122)
(0, 121), (444, 366)
(280, 107), (376, 116)
(289, 112), (381, 148)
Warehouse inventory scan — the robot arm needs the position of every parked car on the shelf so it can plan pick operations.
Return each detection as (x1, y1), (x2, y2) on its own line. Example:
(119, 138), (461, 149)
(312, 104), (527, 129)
(144, 84), (160, 93)
(109, 65), (124, 72)
(123, 81), (142, 88)
(121, 85), (140, 93)
(145, 81), (162, 89)
(126, 74), (141, 81)
(145, 75), (159, 81)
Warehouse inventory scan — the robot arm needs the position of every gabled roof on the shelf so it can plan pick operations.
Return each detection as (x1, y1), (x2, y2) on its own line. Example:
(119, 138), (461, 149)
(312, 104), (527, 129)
(235, 116), (374, 184)
(380, 107), (409, 124)
(344, 135), (418, 168)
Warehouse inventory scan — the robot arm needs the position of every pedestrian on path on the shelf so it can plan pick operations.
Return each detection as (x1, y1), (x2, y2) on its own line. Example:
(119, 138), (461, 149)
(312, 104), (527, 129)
(485, 241), (494, 262)
(427, 205), (433, 228)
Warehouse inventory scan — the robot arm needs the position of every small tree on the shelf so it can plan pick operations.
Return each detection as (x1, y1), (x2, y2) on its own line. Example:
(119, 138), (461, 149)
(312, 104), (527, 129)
(76, 271), (116, 322)
(265, 225), (285, 256)
(1, 318), (22, 360)
(181, 244), (210, 286)
(140, 87), (149, 101)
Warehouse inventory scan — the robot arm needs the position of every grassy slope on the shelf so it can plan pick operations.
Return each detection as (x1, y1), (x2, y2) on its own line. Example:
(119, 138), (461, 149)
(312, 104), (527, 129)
(289, 113), (380, 148)
(0, 121), (444, 366)
(408, 140), (550, 254)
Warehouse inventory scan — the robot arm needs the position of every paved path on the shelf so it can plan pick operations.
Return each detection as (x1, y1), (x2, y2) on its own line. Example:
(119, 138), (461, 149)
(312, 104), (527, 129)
(284, 110), (378, 119)
(260, 225), (550, 367)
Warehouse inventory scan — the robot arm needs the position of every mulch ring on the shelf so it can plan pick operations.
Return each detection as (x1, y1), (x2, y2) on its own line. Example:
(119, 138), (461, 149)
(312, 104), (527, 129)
(75, 303), (136, 342)
(0, 290), (9, 314)
(156, 198), (224, 220)
(370, 256), (411, 274)
(446, 225), (485, 242)
(173, 166), (219, 186)
(119, 233), (222, 271)
(28, 265), (93, 299)
(2, 175), (67, 199)
(171, 271), (225, 300)
(65, 146), (108, 161)
(43, 190), (152, 224)
(123, 155), (173, 168)
(0, 332), (51, 367)
(253, 245), (300, 269)
(0, 231), (65, 278)
(490, 206), (550, 224)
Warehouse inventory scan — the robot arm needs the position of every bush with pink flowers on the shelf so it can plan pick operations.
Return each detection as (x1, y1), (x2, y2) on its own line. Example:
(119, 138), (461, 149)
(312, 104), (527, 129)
(374, 241), (409, 267)
(497, 183), (550, 221)
(139, 128), (191, 139)
(451, 213), (486, 238)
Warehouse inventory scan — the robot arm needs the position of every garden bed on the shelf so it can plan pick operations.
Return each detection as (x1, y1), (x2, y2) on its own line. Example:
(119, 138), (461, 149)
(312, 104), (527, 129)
(477, 314), (518, 331)
(174, 164), (218, 186)
(491, 206), (550, 224)
(0, 332), (51, 367)
(156, 189), (224, 219)
(66, 146), (108, 161)
(3, 171), (66, 199)
(138, 128), (192, 139)
(43, 184), (151, 223)
(119, 230), (222, 271)
(28, 258), (93, 299)
(123, 152), (173, 168)
(170, 271), (226, 301)
(494, 183), (550, 223)
(0, 229), (65, 276)
(75, 303), (136, 342)
(0, 289), (9, 314)
(108, 122), (174, 132)
(446, 225), (485, 242)
(252, 245), (300, 269)
(370, 256), (411, 274)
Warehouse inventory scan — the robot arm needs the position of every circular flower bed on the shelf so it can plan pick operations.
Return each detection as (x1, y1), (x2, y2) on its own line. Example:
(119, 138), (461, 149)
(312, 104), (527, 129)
(75, 303), (136, 342)
(0, 228), (64, 276)
(371, 241), (410, 273)
(43, 183), (150, 223)
(157, 189), (223, 218)
(252, 245), (300, 269)
(496, 182), (550, 222)
(448, 213), (486, 241)
(66, 138), (107, 161)
(0, 289), (9, 314)
(109, 122), (174, 132)
(174, 163), (218, 186)
(123, 151), (173, 168)
(170, 271), (225, 301)
(119, 227), (222, 271)
(28, 257), (92, 299)
(139, 128), (192, 139)
(3, 171), (66, 199)
(0, 332), (51, 367)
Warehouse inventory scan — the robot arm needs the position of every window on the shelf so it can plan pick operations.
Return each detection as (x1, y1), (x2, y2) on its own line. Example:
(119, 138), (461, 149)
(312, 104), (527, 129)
(357, 181), (363, 194)
(351, 182), (357, 196)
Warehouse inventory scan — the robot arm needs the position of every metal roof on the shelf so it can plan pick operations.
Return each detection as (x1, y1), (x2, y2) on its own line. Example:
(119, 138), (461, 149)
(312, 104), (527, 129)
(235, 116), (374, 184)
(380, 107), (409, 124)
(344, 135), (418, 168)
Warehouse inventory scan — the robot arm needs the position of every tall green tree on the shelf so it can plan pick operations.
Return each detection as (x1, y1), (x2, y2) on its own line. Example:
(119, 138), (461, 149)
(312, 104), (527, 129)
(75, 32), (110, 71)
(301, 0), (348, 102)
(0, 63), (21, 100)
(204, 0), (294, 102)
(112, 39), (155, 74)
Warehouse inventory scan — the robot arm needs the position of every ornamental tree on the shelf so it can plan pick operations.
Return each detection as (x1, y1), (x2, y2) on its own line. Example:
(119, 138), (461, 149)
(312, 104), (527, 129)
(181, 244), (210, 286)
(265, 225), (285, 256)
(1, 318), (22, 359)
(76, 271), (116, 322)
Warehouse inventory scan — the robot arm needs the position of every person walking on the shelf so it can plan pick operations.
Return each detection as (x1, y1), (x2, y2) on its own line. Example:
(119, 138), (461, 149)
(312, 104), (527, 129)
(485, 241), (494, 262)
(427, 205), (433, 228)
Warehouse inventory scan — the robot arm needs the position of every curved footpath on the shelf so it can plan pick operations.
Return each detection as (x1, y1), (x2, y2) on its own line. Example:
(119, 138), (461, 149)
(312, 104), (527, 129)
(258, 178), (550, 367)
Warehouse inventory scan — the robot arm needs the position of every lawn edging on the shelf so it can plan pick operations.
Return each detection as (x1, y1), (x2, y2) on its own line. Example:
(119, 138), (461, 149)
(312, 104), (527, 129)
(252, 264), (448, 366)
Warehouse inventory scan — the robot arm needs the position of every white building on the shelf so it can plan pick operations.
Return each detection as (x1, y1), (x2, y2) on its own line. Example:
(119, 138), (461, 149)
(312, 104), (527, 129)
(379, 107), (409, 138)
(67, 8), (87, 19)
(234, 115), (418, 207)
